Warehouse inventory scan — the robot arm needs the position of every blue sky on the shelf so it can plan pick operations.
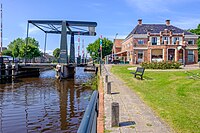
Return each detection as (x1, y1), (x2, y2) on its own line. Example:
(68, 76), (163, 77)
(1, 0), (200, 56)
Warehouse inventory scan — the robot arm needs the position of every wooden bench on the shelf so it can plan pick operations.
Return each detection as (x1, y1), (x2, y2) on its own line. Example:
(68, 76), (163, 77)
(131, 67), (145, 80)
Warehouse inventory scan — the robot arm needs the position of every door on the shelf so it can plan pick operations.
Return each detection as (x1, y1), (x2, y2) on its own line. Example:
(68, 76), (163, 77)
(178, 49), (183, 63)
(137, 51), (144, 63)
(168, 49), (175, 61)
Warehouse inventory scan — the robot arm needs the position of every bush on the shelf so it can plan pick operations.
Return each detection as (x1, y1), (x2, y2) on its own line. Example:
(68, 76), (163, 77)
(141, 61), (181, 69)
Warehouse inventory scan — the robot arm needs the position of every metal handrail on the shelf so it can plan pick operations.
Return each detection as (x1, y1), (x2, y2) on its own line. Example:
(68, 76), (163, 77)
(103, 64), (110, 76)
(77, 90), (99, 133)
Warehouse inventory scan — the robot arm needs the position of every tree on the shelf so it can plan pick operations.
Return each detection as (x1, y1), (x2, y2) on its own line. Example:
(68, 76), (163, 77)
(189, 24), (200, 60)
(6, 37), (41, 59)
(87, 38), (113, 59)
(2, 49), (12, 56)
(19, 43), (41, 60)
(53, 48), (60, 59)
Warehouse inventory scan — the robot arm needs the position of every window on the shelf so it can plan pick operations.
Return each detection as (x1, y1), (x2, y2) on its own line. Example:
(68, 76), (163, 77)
(152, 37), (157, 45)
(173, 37), (179, 44)
(162, 36), (169, 44)
(188, 40), (194, 45)
(188, 50), (194, 63)
(151, 49), (163, 62)
(168, 49), (175, 61)
(138, 40), (144, 45)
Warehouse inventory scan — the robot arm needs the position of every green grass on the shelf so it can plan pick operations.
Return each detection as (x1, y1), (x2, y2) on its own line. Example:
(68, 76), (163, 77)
(111, 65), (200, 133)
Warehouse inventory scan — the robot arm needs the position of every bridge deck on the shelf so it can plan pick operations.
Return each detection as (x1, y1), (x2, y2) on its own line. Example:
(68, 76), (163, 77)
(19, 63), (88, 69)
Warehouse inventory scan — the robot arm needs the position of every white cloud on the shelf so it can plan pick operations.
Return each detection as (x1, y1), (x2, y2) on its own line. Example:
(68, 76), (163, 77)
(106, 35), (127, 41)
(29, 26), (41, 34)
(39, 48), (54, 55)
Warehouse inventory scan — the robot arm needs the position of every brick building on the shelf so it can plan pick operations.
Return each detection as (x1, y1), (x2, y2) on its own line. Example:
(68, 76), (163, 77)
(113, 19), (199, 65)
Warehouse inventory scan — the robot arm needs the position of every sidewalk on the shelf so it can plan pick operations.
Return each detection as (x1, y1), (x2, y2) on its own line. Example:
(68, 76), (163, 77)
(102, 65), (173, 133)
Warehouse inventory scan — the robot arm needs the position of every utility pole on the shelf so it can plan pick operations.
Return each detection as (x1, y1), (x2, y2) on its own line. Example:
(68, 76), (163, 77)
(0, 3), (2, 57)
(100, 35), (102, 62)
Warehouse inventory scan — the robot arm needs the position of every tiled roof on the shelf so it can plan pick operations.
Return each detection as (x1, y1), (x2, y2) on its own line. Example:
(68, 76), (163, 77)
(126, 24), (194, 39)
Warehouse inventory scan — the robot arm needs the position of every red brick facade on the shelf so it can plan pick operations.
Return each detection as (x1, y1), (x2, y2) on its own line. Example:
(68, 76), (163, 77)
(113, 20), (199, 65)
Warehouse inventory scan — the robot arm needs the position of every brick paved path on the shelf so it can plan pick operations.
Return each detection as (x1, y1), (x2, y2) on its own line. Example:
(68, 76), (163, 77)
(102, 65), (173, 133)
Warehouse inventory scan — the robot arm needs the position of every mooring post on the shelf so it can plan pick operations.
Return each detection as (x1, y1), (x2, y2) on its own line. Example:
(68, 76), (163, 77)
(105, 74), (108, 83)
(12, 64), (18, 79)
(111, 102), (119, 127)
(107, 82), (111, 94)
(0, 65), (1, 80)
(5, 64), (9, 78)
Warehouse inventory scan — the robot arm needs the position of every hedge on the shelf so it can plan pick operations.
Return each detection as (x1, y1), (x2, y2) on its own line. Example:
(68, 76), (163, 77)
(141, 61), (182, 69)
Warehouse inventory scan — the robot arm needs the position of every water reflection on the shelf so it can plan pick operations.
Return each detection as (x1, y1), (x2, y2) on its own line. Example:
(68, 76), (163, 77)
(0, 67), (94, 133)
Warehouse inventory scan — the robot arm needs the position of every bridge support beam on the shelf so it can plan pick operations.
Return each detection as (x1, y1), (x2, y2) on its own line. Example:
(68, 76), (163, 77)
(55, 64), (75, 79)
(59, 21), (68, 64)
(69, 33), (75, 64)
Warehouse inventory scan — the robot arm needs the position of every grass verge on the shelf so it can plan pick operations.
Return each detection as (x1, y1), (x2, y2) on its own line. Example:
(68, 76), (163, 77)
(111, 65), (200, 133)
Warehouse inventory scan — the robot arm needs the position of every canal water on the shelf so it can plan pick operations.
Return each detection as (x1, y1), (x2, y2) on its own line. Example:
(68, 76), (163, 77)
(0, 67), (95, 133)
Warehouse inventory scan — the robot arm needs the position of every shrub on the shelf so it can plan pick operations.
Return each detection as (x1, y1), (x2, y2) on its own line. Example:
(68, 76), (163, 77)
(141, 61), (181, 69)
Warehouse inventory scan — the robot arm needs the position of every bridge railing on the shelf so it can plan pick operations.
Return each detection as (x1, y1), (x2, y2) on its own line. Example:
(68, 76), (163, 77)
(77, 90), (99, 133)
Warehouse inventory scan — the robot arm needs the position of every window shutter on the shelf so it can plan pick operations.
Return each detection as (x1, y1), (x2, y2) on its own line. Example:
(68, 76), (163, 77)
(172, 37), (174, 45)
(179, 37), (182, 45)
(168, 37), (170, 45)
(157, 37), (160, 45)
(149, 37), (152, 45)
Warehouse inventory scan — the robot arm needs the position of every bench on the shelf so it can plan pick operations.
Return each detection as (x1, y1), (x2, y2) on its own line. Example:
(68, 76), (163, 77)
(131, 67), (145, 80)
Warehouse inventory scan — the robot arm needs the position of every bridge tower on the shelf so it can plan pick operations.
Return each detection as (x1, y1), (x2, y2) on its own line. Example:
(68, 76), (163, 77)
(58, 21), (75, 78)
(69, 33), (75, 63)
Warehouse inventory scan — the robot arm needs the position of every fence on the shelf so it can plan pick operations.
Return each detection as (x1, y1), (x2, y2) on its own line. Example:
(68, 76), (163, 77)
(77, 90), (99, 133)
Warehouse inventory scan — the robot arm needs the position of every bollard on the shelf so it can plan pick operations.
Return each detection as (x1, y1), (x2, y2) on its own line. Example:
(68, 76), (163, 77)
(107, 82), (111, 94)
(12, 64), (16, 79)
(5, 64), (9, 78)
(105, 75), (108, 83)
(111, 102), (119, 127)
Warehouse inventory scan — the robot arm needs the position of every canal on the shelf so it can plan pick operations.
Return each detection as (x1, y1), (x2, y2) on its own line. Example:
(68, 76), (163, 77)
(0, 67), (95, 133)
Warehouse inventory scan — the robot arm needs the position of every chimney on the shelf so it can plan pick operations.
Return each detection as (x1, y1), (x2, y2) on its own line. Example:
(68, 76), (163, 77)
(138, 19), (142, 25)
(166, 20), (170, 26)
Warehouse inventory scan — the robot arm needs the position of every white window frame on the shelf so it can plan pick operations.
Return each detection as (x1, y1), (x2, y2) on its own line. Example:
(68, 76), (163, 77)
(162, 36), (169, 44)
(173, 37), (179, 45)
(188, 50), (194, 63)
(138, 40), (144, 45)
(137, 50), (144, 63)
(151, 37), (157, 45)
(188, 40), (194, 45)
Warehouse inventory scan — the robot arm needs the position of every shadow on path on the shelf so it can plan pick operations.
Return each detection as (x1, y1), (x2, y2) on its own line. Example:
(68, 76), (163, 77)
(119, 121), (136, 127)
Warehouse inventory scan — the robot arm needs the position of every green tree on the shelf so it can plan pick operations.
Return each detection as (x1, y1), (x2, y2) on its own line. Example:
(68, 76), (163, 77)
(6, 37), (41, 59)
(2, 49), (12, 56)
(87, 38), (113, 59)
(189, 24), (200, 60)
(19, 43), (41, 59)
(53, 48), (60, 59)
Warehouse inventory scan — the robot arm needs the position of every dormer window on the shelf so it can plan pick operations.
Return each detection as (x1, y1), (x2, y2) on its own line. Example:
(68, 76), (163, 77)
(188, 40), (194, 45)
(138, 40), (144, 45)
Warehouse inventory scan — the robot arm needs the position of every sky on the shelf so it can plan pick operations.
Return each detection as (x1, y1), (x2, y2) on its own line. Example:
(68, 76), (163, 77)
(1, 0), (200, 56)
